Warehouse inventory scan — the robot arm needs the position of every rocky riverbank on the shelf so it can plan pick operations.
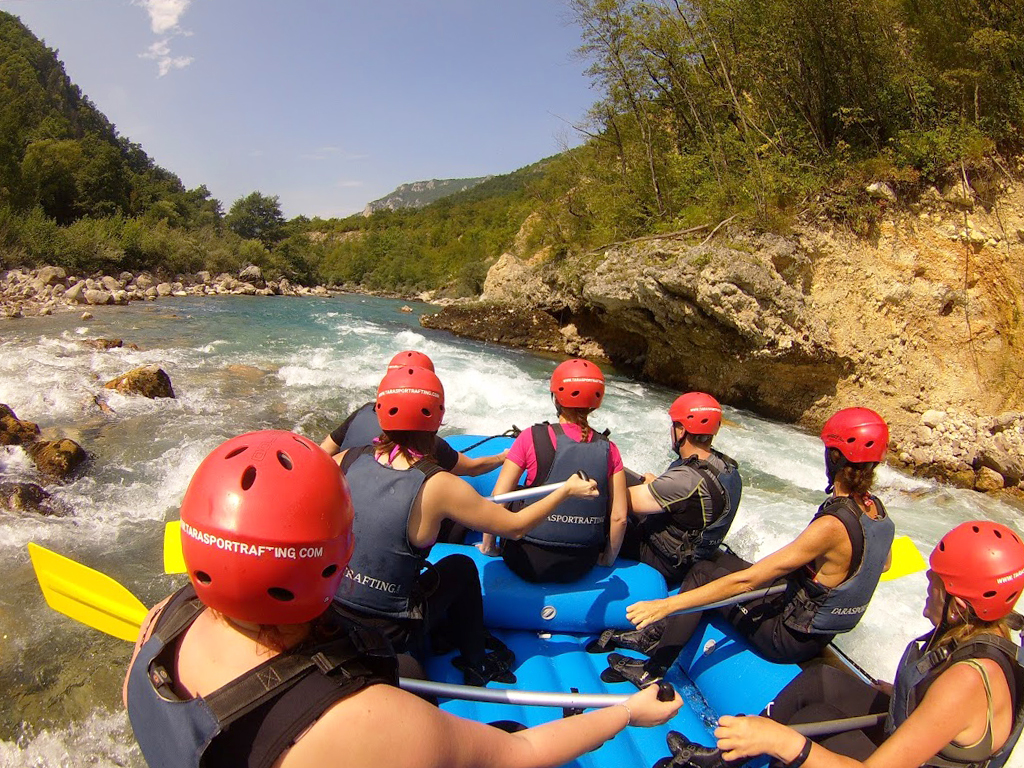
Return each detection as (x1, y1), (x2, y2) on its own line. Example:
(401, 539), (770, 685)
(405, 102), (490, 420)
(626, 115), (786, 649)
(0, 264), (337, 318)
(422, 184), (1024, 500)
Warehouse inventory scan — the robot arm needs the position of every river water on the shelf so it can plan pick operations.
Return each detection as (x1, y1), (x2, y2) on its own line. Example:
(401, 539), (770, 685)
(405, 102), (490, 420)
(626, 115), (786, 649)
(1, 295), (1021, 767)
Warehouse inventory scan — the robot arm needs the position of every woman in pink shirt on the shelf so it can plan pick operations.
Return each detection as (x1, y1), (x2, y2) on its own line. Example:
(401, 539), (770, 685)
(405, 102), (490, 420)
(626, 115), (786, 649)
(481, 359), (628, 582)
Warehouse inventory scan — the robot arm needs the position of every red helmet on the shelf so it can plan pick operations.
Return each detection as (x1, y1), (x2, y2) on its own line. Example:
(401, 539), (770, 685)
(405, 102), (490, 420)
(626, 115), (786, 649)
(668, 392), (722, 436)
(930, 521), (1024, 621)
(550, 359), (605, 409)
(375, 366), (445, 432)
(387, 350), (434, 372)
(820, 408), (888, 463)
(180, 431), (354, 625)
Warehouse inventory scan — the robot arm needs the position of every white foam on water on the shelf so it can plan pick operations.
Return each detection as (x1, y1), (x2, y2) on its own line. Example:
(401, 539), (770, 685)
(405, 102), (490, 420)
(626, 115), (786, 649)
(0, 710), (141, 768)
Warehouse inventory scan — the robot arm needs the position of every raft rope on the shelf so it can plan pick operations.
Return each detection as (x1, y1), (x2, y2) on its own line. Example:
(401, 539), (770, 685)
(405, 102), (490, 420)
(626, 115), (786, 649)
(461, 427), (521, 453)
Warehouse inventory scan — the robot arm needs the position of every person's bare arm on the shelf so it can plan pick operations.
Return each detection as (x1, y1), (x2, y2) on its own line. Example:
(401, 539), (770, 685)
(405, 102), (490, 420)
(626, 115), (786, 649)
(281, 680), (681, 768)
(627, 515), (848, 629)
(713, 659), (992, 768)
(600, 469), (628, 566)
(414, 471), (596, 546)
(453, 450), (510, 477)
(628, 482), (667, 515)
(319, 435), (341, 456)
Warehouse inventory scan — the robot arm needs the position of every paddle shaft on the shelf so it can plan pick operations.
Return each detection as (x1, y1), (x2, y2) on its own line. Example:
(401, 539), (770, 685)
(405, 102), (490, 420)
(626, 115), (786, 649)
(666, 583), (787, 617)
(793, 712), (886, 737)
(487, 481), (567, 505)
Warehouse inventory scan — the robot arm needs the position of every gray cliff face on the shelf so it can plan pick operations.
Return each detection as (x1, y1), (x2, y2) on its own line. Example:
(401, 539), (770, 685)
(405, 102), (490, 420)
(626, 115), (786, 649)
(483, 235), (843, 421)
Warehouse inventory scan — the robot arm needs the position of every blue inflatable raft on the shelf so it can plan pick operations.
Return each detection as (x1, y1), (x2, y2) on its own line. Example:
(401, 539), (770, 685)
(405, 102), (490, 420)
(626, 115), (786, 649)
(422, 435), (805, 768)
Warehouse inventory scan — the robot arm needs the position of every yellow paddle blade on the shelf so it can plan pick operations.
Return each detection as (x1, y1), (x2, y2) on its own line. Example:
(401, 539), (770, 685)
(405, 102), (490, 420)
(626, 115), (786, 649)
(28, 542), (147, 642)
(163, 520), (186, 575)
(881, 535), (928, 582)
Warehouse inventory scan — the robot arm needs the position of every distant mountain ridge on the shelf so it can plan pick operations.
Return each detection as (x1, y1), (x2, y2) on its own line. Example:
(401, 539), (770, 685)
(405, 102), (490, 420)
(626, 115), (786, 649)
(362, 177), (492, 216)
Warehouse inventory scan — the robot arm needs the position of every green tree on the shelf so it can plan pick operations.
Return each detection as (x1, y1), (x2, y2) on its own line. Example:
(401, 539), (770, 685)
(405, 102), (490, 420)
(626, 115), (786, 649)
(225, 191), (285, 246)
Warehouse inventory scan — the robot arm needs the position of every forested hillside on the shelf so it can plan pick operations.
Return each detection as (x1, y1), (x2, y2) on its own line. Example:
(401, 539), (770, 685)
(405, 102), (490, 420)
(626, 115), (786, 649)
(2, 2), (1022, 298)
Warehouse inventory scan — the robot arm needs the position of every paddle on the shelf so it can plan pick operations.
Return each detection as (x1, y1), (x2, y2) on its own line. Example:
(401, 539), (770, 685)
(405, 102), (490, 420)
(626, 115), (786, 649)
(28, 543), (678, 709)
(162, 479), (581, 575)
(28, 542), (149, 642)
(881, 535), (927, 582)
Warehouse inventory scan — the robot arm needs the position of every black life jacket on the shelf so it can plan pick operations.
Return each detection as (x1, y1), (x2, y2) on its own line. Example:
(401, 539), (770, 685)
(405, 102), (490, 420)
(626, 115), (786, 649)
(336, 446), (444, 618)
(888, 631), (1024, 768)
(521, 423), (610, 549)
(337, 402), (381, 451)
(781, 494), (894, 635)
(125, 585), (397, 768)
(644, 449), (742, 569)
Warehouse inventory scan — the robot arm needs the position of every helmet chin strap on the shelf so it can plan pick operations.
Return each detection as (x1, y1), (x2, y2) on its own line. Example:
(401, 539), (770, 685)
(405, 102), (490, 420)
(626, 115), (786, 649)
(926, 593), (960, 652)
(824, 447), (848, 494)
(672, 425), (687, 455)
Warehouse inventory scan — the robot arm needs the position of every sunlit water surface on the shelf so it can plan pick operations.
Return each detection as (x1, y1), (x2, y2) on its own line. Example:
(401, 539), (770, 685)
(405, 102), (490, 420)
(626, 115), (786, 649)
(1, 295), (1020, 767)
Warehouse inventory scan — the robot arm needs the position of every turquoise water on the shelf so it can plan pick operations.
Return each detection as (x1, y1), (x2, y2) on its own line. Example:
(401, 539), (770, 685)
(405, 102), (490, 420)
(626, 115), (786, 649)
(1, 294), (1021, 767)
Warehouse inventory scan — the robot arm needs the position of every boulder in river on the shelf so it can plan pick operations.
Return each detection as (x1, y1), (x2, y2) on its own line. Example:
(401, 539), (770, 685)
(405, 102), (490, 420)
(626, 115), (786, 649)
(104, 365), (176, 398)
(0, 404), (41, 445)
(25, 438), (87, 479)
(0, 481), (70, 517)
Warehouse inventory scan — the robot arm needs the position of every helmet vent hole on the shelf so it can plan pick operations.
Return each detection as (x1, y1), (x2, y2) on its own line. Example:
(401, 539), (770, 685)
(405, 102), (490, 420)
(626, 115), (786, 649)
(292, 436), (312, 451)
(421, 408), (431, 417)
(322, 565), (338, 578)
(571, 389), (580, 398)
(195, 570), (212, 584)
(994, 529), (1003, 539)
(388, 407), (399, 417)
(972, 525), (981, 533)
(268, 587), (294, 602)
(983, 590), (998, 598)
(1008, 591), (1020, 604)
(225, 446), (247, 459)
(277, 451), (293, 470)
(241, 466), (257, 490)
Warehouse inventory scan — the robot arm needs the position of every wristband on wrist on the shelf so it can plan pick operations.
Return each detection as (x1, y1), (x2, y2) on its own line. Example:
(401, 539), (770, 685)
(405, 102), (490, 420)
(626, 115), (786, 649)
(786, 736), (812, 768)
(618, 702), (632, 726)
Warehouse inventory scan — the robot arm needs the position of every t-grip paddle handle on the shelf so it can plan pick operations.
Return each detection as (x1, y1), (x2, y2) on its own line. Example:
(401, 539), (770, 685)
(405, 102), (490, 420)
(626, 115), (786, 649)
(656, 681), (676, 702)
(576, 470), (591, 481)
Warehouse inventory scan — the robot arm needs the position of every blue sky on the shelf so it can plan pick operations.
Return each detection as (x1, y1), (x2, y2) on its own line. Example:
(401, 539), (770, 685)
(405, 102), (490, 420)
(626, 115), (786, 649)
(0, 0), (597, 218)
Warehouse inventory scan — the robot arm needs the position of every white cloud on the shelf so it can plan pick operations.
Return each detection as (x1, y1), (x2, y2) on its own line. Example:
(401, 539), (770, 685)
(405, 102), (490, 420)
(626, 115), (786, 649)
(336, 180), (363, 188)
(133, 0), (193, 76)
(140, 39), (193, 77)
(134, 0), (192, 35)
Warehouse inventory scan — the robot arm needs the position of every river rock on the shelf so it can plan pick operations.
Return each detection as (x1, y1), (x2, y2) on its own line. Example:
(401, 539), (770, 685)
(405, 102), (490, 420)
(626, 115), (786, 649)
(65, 281), (87, 304)
(84, 289), (112, 305)
(25, 439), (87, 479)
(975, 466), (1005, 492)
(156, 283), (173, 297)
(421, 303), (567, 352)
(0, 481), (70, 517)
(37, 266), (67, 286)
(104, 365), (175, 398)
(0, 404), (40, 445)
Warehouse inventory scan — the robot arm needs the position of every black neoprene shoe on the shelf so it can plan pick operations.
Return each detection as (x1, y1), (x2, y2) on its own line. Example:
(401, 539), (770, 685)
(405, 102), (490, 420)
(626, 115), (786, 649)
(453, 651), (517, 686)
(600, 653), (664, 689)
(651, 731), (729, 768)
(586, 626), (662, 655)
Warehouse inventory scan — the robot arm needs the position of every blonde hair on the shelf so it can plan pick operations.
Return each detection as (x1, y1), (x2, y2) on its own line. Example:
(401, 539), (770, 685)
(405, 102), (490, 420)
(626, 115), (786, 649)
(557, 404), (594, 442)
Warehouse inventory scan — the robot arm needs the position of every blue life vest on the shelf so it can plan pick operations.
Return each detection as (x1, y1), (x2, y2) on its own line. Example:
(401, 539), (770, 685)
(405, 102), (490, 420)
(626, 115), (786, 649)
(336, 446), (442, 618)
(338, 402), (382, 451)
(645, 450), (742, 567)
(888, 631), (1024, 768)
(125, 586), (396, 768)
(781, 494), (894, 635)
(521, 424), (610, 549)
